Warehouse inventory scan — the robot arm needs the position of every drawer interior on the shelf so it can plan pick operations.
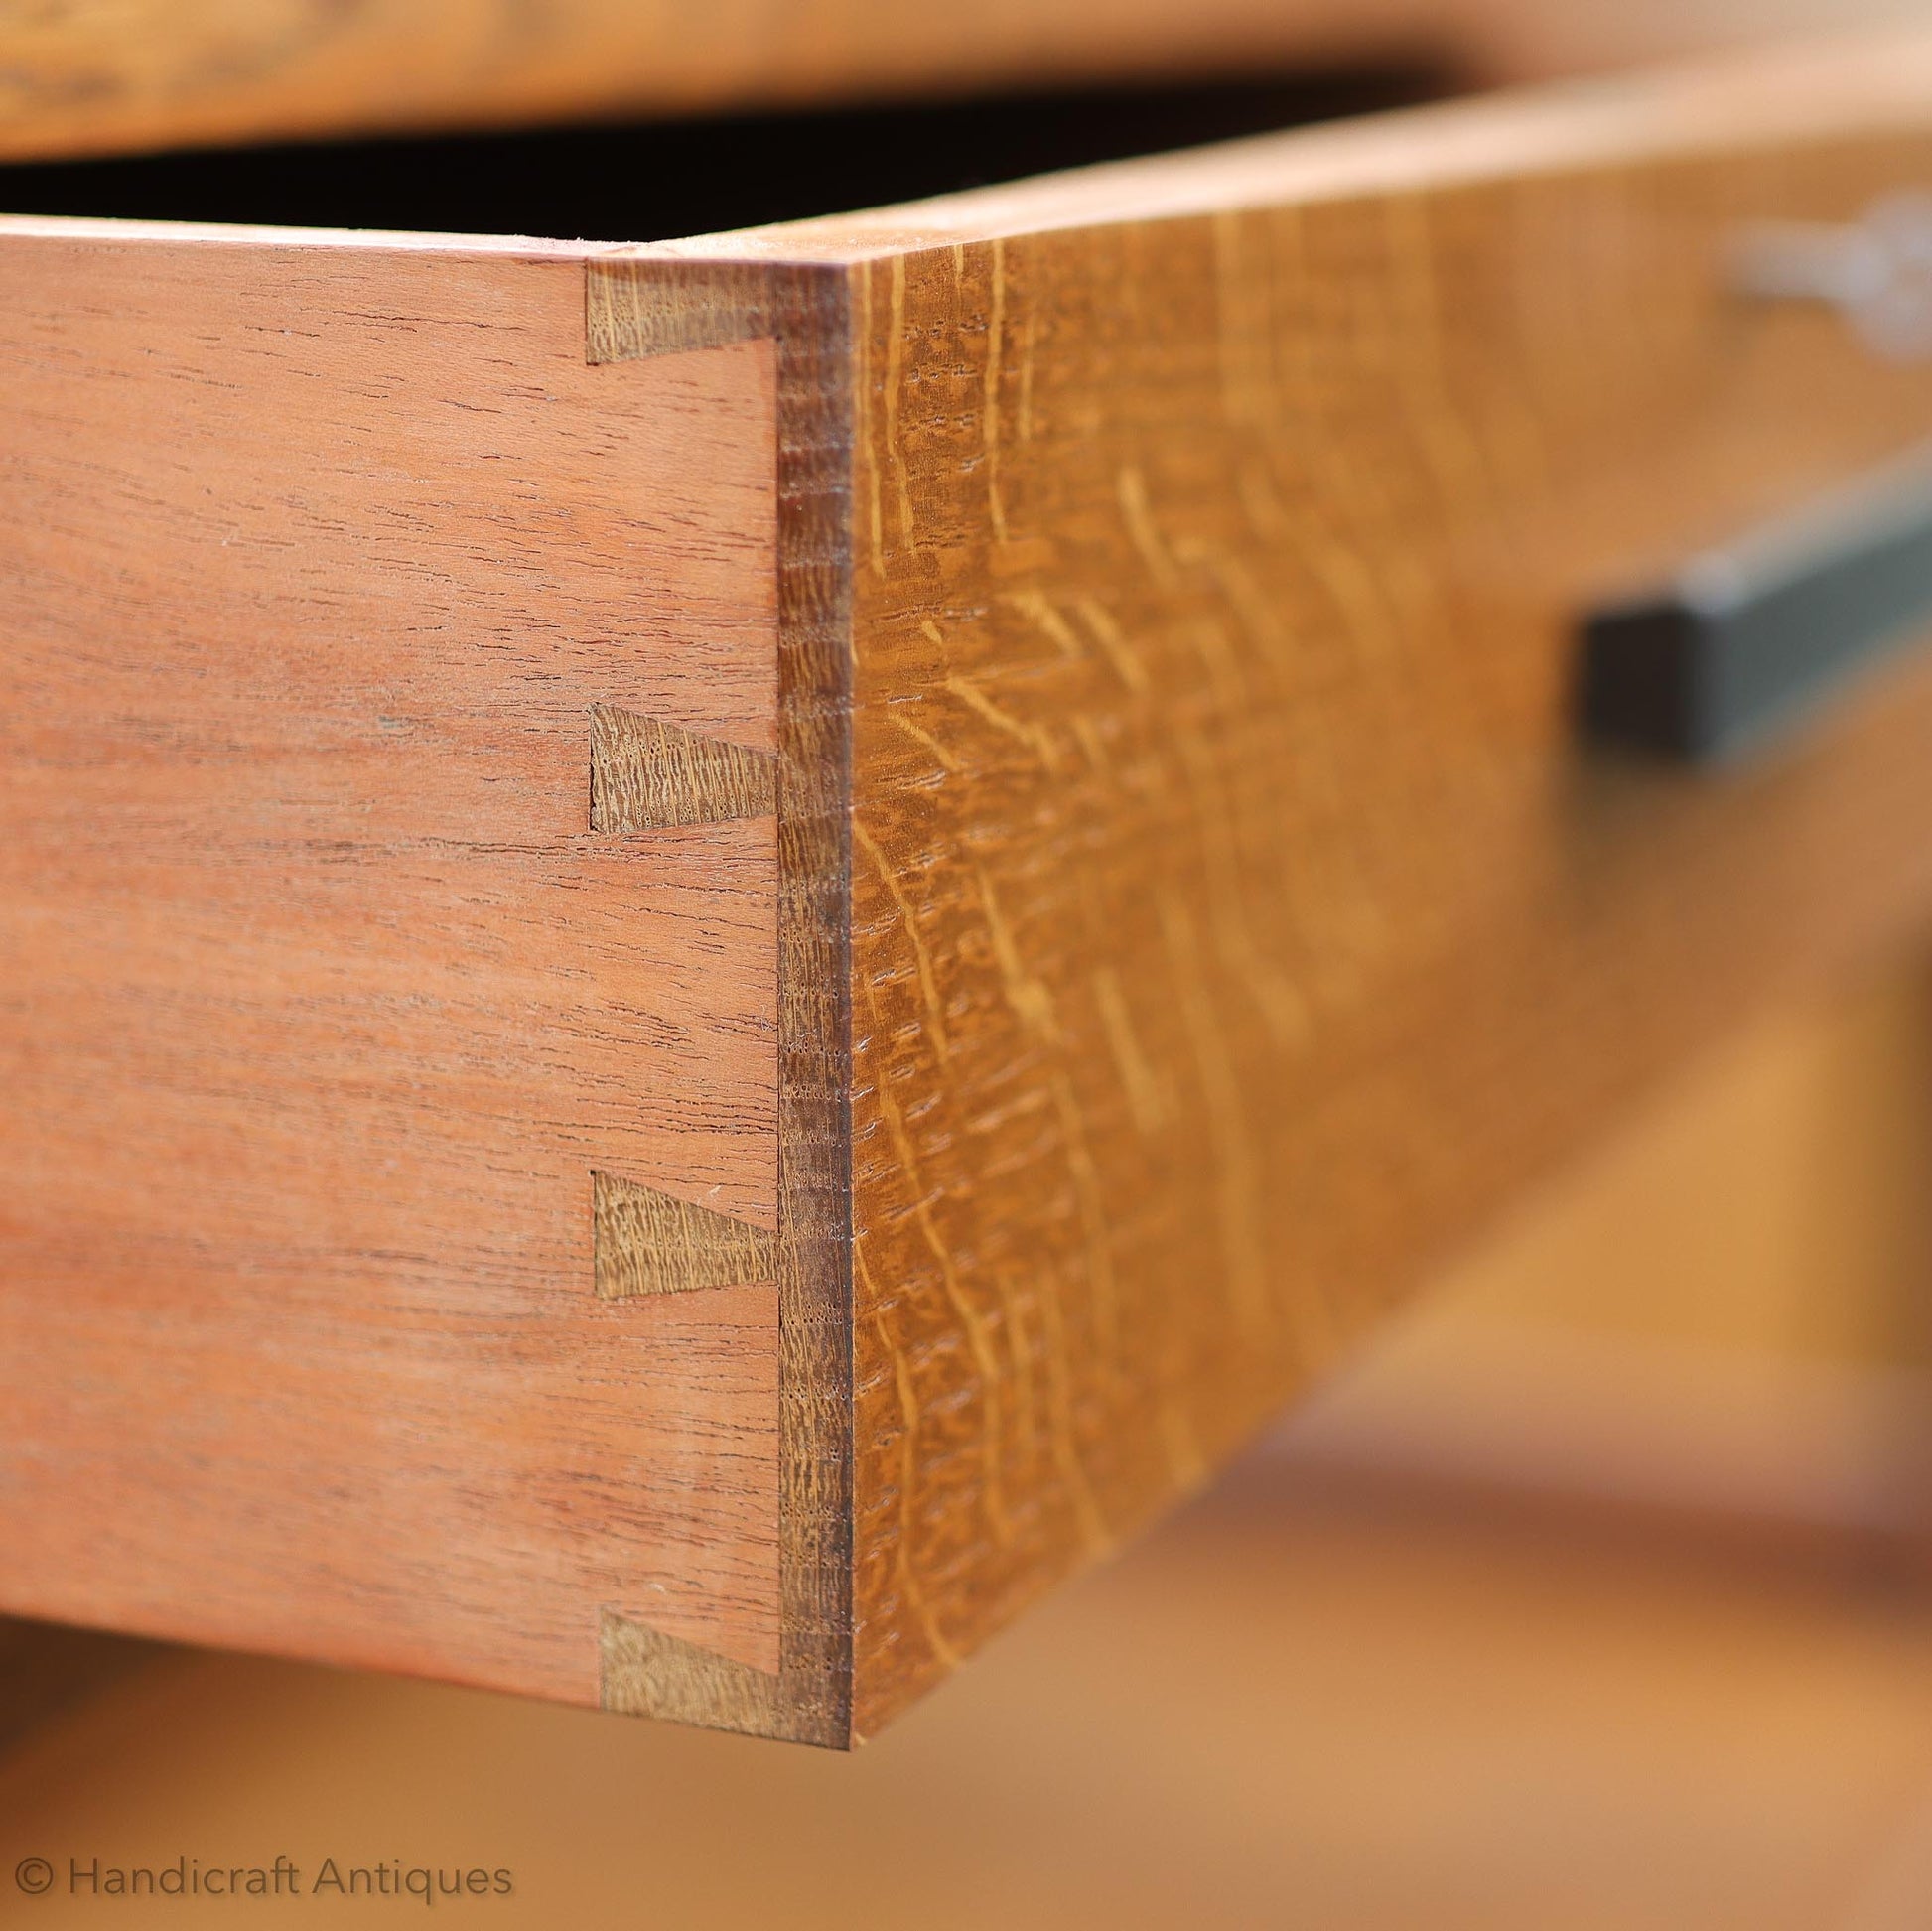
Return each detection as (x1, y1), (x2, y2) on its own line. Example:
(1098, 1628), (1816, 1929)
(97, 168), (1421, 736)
(0, 65), (1445, 238)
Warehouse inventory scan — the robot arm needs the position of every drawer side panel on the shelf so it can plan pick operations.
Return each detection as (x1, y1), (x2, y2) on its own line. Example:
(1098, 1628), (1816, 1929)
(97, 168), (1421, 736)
(0, 239), (784, 1701)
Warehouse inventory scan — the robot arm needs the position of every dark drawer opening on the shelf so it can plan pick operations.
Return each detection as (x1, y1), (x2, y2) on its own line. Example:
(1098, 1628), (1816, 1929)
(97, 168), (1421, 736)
(0, 65), (1446, 242)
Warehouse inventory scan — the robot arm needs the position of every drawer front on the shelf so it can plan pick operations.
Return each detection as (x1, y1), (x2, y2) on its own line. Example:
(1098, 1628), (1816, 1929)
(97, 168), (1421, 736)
(9, 34), (1932, 1744)
(777, 39), (1932, 1736)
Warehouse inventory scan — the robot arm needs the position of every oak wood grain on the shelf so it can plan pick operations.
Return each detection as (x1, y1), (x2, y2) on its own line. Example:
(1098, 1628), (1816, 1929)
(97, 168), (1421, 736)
(592, 1172), (778, 1299)
(588, 707), (778, 832)
(0, 233), (786, 1701)
(831, 160), (1932, 1735)
(591, 260), (855, 1748)
(594, 28), (1932, 1736)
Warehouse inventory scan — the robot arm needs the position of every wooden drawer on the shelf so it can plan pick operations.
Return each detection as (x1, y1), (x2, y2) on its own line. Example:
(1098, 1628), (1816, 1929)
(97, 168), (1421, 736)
(10, 33), (1932, 1747)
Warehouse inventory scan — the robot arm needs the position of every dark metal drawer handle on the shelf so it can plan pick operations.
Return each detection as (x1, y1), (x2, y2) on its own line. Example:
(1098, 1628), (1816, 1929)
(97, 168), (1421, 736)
(1579, 445), (1932, 764)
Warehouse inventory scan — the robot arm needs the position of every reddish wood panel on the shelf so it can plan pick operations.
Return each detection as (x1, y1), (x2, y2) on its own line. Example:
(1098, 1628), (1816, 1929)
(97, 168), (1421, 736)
(0, 234), (785, 1699)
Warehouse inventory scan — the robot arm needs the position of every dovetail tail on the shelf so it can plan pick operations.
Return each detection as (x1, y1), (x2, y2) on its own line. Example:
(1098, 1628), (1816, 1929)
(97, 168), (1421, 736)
(589, 705), (777, 832)
(600, 1610), (784, 1736)
(592, 1171), (777, 1298)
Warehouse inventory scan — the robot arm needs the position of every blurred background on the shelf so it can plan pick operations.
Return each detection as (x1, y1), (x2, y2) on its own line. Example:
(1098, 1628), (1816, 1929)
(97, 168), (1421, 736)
(6, 944), (1932, 1926)
(8, 1), (1932, 1925)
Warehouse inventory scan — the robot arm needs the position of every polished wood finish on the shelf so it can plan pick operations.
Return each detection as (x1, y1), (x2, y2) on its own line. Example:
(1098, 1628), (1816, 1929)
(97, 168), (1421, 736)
(593, 259), (856, 1748)
(596, 30), (1932, 1735)
(15, 967), (1932, 1925)
(0, 235), (787, 1703)
(752, 36), (1932, 1737)
(14, 35), (1932, 1743)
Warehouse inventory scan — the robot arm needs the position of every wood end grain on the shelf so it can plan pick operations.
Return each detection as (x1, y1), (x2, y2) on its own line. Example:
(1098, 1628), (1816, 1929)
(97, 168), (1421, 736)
(588, 705), (777, 831)
(599, 1609), (804, 1742)
(590, 256), (858, 1750)
(587, 262), (778, 363)
(592, 1171), (777, 1297)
